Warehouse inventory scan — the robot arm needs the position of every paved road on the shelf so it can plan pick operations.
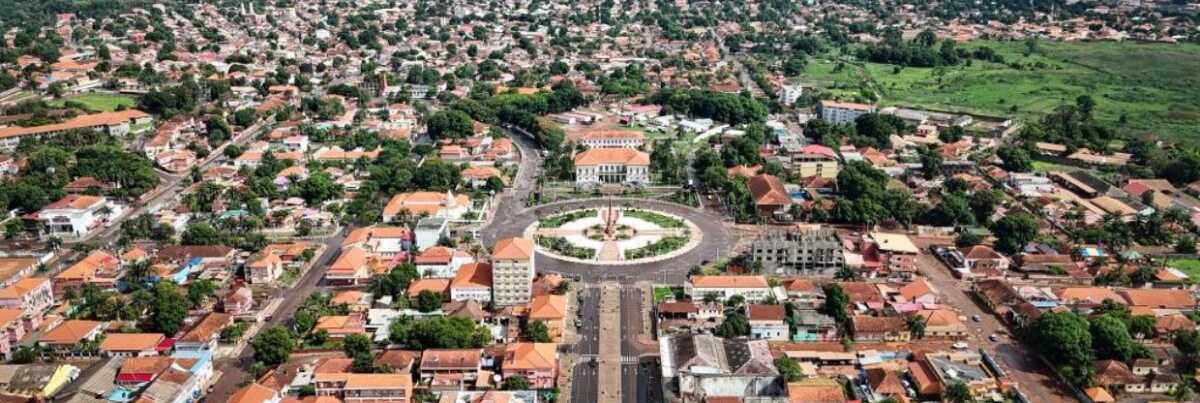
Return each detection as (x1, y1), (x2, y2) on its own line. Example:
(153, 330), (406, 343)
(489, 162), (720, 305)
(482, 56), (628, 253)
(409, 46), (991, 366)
(912, 239), (1074, 403)
(206, 228), (348, 401)
(619, 287), (662, 403)
(572, 287), (601, 403)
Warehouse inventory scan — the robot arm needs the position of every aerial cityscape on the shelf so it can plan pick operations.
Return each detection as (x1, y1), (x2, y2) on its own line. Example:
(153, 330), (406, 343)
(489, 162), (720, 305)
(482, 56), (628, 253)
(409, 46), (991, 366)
(0, 0), (1198, 402)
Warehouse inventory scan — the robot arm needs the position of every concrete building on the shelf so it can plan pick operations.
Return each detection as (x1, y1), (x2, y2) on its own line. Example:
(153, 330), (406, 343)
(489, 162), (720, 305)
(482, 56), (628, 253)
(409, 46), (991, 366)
(817, 100), (876, 125)
(573, 148), (650, 188)
(659, 333), (782, 401)
(38, 195), (116, 240)
(414, 217), (449, 250)
(685, 275), (772, 303)
(579, 130), (644, 149)
(750, 229), (844, 275)
(491, 238), (536, 306)
(777, 84), (803, 106)
(746, 304), (789, 341)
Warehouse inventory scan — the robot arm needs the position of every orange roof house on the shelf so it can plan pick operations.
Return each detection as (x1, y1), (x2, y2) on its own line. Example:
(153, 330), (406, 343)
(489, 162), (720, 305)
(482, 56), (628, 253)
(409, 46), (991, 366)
(1120, 289), (1196, 310)
(54, 250), (121, 294)
(229, 383), (280, 403)
(450, 262), (493, 303)
(502, 343), (558, 389)
(382, 191), (470, 221)
(528, 294), (568, 341)
(99, 333), (167, 357)
(747, 174), (791, 217)
(0, 110), (151, 141)
(313, 314), (367, 339)
(407, 278), (451, 299)
(39, 320), (103, 351)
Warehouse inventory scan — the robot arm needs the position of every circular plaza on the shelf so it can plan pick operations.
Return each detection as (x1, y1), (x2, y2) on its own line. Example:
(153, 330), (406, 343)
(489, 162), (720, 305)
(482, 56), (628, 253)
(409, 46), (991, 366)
(523, 205), (702, 265)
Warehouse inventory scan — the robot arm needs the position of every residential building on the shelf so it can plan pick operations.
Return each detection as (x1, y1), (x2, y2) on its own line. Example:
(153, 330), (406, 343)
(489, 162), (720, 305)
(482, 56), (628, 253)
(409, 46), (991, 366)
(777, 84), (803, 106)
(342, 227), (412, 259)
(450, 263), (492, 303)
(246, 252), (284, 285)
(684, 275), (772, 303)
(98, 333), (166, 357)
(37, 194), (114, 240)
(793, 310), (838, 342)
(850, 316), (910, 342)
(528, 294), (568, 342)
(747, 174), (791, 218)
(419, 349), (483, 391)
(502, 343), (558, 389)
(325, 247), (377, 286)
(382, 191), (471, 222)
(0, 277), (54, 315)
(573, 148), (650, 188)
(414, 246), (474, 278)
(176, 313), (232, 352)
(53, 250), (120, 295)
(912, 309), (969, 340)
(817, 100), (876, 124)
(38, 320), (104, 356)
(491, 238), (536, 307)
(0, 109), (152, 152)
(750, 229), (844, 275)
(746, 304), (789, 341)
(791, 144), (840, 179)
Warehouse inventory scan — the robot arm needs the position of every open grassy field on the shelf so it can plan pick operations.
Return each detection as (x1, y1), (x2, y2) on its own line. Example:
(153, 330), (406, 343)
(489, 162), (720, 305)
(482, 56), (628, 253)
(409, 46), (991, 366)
(801, 41), (1200, 144)
(50, 93), (137, 112)
(1167, 258), (1200, 280)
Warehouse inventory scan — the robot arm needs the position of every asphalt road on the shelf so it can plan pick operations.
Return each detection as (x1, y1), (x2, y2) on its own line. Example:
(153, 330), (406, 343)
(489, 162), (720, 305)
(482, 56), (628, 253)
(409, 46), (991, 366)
(572, 287), (601, 403)
(911, 238), (1075, 403)
(620, 287), (661, 403)
(206, 228), (348, 401)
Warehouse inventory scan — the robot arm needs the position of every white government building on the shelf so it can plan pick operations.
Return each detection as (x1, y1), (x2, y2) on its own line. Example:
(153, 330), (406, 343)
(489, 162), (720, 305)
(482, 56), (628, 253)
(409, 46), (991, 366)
(573, 148), (650, 188)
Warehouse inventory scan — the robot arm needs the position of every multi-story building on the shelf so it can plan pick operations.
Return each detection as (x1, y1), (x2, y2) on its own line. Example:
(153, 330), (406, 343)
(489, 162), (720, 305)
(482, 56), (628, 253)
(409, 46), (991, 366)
(746, 304), (790, 341)
(817, 100), (876, 125)
(491, 238), (536, 306)
(750, 229), (844, 275)
(502, 343), (558, 389)
(777, 84), (803, 106)
(579, 130), (645, 149)
(790, 144), (840, 179)
(0, 109), (153, 152)
(0, 277), (54, 315)
(574, 148), (650, 188)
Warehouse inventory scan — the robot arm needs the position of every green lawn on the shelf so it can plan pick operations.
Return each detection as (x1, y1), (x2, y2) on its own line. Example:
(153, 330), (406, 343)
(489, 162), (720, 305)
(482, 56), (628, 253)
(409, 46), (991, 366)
(1031, 160), (1076, 173)
(1167, 259), (1200, 279)
(801, 41), (1200, 144)
(653, 286), (680, 302)
(50, 93), (137, 112)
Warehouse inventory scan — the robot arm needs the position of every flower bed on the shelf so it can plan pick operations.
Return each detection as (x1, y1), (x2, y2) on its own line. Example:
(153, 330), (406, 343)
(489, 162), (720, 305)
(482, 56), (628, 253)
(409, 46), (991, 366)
(536, 236), (595, 259)
(624, 209), (684, 228)
(624, 236), (688, 260)
(538, 209), (597, 228)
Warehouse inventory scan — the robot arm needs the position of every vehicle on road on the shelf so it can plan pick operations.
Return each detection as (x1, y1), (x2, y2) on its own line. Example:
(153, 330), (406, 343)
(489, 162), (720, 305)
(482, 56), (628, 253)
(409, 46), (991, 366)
(971, 315), (981, 322)
(989, 333), (1000, 342)
(952, 342), (969, 350)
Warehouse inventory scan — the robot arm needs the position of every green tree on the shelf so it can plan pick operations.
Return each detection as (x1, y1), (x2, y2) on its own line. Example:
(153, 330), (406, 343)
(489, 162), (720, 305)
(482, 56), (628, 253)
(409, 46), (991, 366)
(990, 212), (1039, 254)
(714, 312), (750, 338)
(150, 281), (188, 335)
(186, 279), (217, 308)
(943, 381), (974, 403)
(525, 320), (552, 343)
(388, 316), (493, 349)
(426, 109), (474, 139)
(821, 284), (849, 324)
(997, 146), (1034, 172)
(1090, 314), (1141, 362)
(414, 290), (443, 313)
(251, 326), (296, 366)
(503, 375), (532, 390)
(774, 356), (805, 382)
(907, 315), (927, 339)
(1027, 312), (1093, 386)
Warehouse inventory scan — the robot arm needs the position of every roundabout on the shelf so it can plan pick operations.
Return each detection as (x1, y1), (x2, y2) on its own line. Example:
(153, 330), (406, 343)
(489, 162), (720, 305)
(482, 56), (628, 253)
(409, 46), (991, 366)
(524, 205), (702, 264)
(480, 196), (734, 283)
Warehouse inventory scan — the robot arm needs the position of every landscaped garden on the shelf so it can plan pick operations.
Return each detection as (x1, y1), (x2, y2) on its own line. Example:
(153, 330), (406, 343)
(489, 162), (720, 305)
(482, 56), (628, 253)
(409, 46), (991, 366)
(538, 209), (597, 228)
(625, 236), (689, 260)
(535, 236), (595, 259)
(624, 209), (684, 228)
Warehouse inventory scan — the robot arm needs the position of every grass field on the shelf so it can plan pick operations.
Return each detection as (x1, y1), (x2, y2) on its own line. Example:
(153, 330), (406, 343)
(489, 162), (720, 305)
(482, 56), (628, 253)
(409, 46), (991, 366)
(801, 41), (1200, 144)
(1167, 258), (1200, 279)
(1031, 160), (1077, 173)
(50, 93), (137, 112)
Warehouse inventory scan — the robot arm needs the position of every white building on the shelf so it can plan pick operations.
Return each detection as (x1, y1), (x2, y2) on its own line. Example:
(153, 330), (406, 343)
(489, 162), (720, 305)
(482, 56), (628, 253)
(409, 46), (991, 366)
(777, 84), (803, 106)
(491, 238), (535, 306)
(450, 262), (493, 303)
(38, 195), (116, 240)
(574, 148), (650, 188)
(684, 275), (772, 303)
(747, 304), (790, 341)
(579, 130), (645, 149)
(414, 217), (449, 250)
(414, 246), (475, 278)
(817, 100), (876, 125)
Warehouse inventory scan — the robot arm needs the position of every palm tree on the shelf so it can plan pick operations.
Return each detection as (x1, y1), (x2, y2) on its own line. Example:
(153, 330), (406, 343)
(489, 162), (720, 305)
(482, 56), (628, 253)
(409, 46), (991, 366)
(907, 315), (927, 340)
